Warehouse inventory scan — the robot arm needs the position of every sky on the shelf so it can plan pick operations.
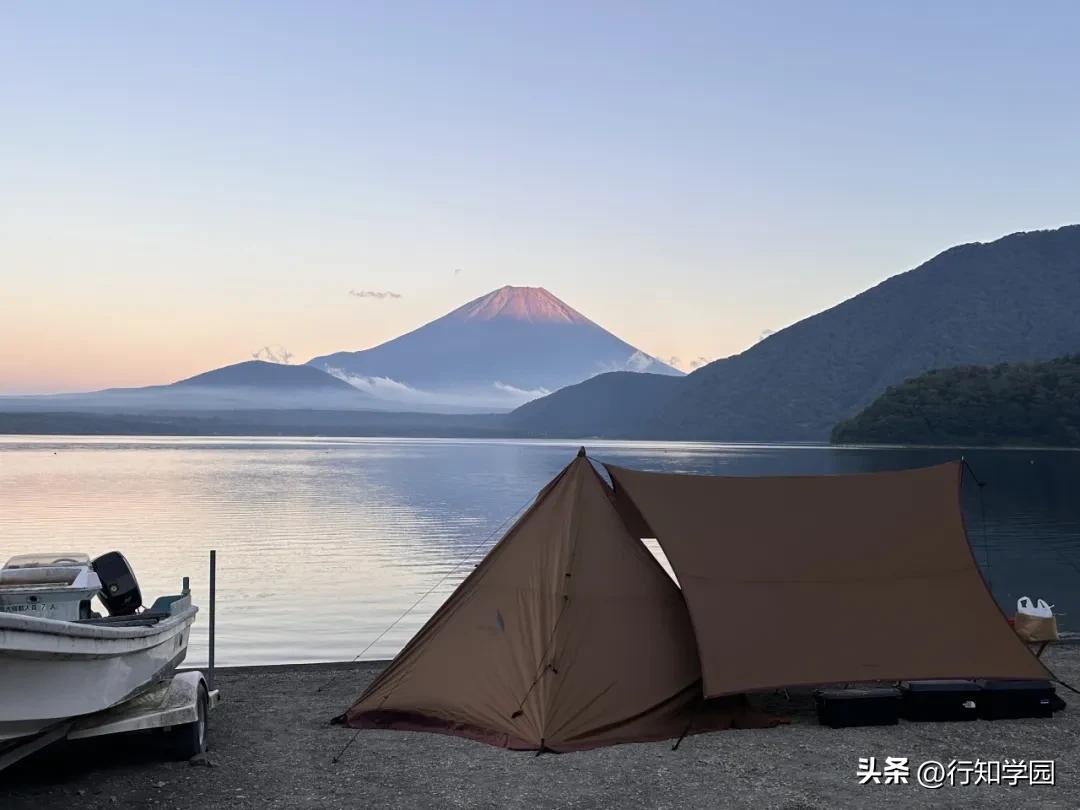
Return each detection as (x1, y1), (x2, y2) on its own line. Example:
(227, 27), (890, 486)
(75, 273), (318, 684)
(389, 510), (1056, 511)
(2, 1), (1079, 393)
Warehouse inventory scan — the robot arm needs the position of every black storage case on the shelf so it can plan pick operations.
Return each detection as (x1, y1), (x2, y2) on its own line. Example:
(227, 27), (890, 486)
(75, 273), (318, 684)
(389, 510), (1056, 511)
(901, 680), (980, 722)
(977, 680), (1055, 720)
(815, 687), (901, 728)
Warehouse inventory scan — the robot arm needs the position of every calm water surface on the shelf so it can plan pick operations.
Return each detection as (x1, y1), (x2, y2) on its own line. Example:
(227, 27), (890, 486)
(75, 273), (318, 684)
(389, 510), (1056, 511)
(2, 436), (1077, 666)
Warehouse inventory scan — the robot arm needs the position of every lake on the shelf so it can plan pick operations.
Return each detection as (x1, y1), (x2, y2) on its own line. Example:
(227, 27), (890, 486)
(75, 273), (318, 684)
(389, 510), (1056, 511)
(1, 436), (1077, 667)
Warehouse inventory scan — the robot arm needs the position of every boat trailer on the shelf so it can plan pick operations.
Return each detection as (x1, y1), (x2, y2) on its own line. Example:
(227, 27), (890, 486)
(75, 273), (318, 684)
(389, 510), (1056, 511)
(0, 670), (221, 772)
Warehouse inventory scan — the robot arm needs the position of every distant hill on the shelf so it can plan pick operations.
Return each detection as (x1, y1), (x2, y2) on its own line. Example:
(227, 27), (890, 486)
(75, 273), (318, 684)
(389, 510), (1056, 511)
(0, 408), (516, 438)
(1, 361), (375, 412)
(308, 286), (681, 410)
(831, 355), (1080, 447)
(511, 225), (1080, 441)
(505, 371), (677, 437)
(171, 360), (357, 391)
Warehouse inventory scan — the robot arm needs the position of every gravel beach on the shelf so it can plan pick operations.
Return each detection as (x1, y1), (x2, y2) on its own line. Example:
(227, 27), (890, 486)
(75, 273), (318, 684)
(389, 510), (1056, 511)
(2, 646), (1078, 809)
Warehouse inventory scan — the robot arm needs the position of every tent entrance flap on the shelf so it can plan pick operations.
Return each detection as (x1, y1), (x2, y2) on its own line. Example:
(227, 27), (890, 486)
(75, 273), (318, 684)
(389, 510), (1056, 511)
(606, 461), (1049, 698)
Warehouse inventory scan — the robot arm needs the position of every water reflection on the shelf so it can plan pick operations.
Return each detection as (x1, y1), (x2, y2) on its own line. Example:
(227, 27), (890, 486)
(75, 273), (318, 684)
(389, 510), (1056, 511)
(1, 437), (1076, 665)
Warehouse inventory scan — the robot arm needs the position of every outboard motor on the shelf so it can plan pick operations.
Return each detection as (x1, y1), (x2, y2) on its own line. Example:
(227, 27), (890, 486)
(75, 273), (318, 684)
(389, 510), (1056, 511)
(92, 551), (142, 616)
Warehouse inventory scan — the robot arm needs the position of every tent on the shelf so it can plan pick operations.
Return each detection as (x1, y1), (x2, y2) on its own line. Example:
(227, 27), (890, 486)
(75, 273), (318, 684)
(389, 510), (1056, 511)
(340, 452), (1048, 750)
(339, 450), (709, 751)
(606, 461), (1048, 698)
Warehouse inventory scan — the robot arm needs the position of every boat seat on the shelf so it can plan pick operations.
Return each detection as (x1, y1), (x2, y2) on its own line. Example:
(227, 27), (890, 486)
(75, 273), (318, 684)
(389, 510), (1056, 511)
(76, 611), (170, 627)
(147, 594), (186, 613)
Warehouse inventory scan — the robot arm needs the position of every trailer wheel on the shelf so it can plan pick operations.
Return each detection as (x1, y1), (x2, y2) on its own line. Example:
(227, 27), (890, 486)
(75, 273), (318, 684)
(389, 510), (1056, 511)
(172, 684), (209, 759)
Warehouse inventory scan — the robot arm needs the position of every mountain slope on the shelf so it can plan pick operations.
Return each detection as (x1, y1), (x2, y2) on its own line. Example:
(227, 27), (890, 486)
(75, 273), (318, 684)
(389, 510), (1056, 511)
(660, 225), (1080, 440)
(172, 360), (357, 391)
(505, 372), (679, 437)
(511, 225), (1080, 440)
(831, 355), (1080, 446)
(308, 286), (681, 409)
(2, 361), (374, 412)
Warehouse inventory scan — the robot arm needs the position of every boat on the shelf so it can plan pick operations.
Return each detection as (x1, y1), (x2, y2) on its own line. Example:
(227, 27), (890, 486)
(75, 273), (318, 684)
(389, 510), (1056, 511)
(0, 551), (198, 747)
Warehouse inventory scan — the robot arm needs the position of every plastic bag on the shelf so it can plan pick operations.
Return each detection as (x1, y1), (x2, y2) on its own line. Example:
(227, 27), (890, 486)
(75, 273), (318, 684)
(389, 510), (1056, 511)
(1016, 596), (1054, 618)
(1014, 597), (1058, 642)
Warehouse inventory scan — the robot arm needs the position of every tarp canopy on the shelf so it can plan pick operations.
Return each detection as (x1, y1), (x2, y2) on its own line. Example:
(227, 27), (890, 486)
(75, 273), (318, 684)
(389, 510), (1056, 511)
(341, 452), (708, 751)
(606, 461), (1049, 698)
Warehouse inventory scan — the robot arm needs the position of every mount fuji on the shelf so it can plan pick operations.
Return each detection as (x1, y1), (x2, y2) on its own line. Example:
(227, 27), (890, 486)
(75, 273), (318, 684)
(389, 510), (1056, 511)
(308, 286), (681, 409)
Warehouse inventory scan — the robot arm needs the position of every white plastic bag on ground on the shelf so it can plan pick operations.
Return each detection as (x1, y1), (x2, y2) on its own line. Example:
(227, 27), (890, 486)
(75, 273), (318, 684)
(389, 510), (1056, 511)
(1016, 596), (1054, 618)
(1014, 596), (1058, 642)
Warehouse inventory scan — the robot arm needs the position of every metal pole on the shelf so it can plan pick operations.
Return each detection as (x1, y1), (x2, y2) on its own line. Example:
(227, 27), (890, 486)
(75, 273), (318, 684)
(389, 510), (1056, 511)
(208, 549), (216, 691)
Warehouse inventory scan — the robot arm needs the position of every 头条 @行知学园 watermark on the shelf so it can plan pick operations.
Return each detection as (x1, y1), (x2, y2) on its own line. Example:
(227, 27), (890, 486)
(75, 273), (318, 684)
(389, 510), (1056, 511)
(857, 756), (1054, 788)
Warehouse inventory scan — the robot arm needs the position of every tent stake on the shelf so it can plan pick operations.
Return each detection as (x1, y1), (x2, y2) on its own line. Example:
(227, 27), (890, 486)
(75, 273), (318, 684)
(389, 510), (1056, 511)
(671, 699), (701, 751)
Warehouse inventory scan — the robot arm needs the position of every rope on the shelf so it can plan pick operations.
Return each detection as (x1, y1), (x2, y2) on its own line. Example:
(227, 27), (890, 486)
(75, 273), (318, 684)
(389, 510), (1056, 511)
(1054, 677), (1080, 696)
(317, 488), (540, 697)
(963, 456), (1080, 582)
(509, 464), (588, 723)
(510, 599), (569, 719)
(961, 457), (993, 591)
(962, 458), (1080, 701)
(978, 486), (992, 590)
(331, 727), (363, 764)
(671, 697), (702, 751)
(960, 457), (985, 487)
(325, 486), (548, 765)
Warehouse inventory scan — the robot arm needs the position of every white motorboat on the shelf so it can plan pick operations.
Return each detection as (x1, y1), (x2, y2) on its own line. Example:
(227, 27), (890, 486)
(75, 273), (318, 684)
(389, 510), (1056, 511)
(0, 551), (197, 746)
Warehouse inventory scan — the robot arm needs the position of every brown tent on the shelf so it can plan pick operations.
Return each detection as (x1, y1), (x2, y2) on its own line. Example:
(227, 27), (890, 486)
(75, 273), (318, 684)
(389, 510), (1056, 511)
(607, 461), (1048, 697)
(341, 451), (707, 751)
(341, 453), (1048, 749)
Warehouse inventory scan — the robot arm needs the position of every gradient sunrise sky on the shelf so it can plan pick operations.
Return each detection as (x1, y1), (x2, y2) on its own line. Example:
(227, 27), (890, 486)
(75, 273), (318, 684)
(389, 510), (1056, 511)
(3, 1), (1078, 393)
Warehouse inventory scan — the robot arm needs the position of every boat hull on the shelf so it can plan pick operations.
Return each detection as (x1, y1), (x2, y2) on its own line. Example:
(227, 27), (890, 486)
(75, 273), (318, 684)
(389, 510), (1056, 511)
(0, 603), (196, 743)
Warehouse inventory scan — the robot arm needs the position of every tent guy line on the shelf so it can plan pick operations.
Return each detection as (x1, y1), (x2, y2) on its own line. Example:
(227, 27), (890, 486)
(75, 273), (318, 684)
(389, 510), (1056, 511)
(960, 457), (995, 590)
(318, 483), (548, 700)
(330, 453), (594, 765)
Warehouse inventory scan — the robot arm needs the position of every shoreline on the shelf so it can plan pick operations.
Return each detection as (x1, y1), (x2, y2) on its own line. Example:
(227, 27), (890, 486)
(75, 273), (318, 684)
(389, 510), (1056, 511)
(4, 649), (1079, 808)
(4, 429), (1080, 452)
(187, 635), (1080, 675)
